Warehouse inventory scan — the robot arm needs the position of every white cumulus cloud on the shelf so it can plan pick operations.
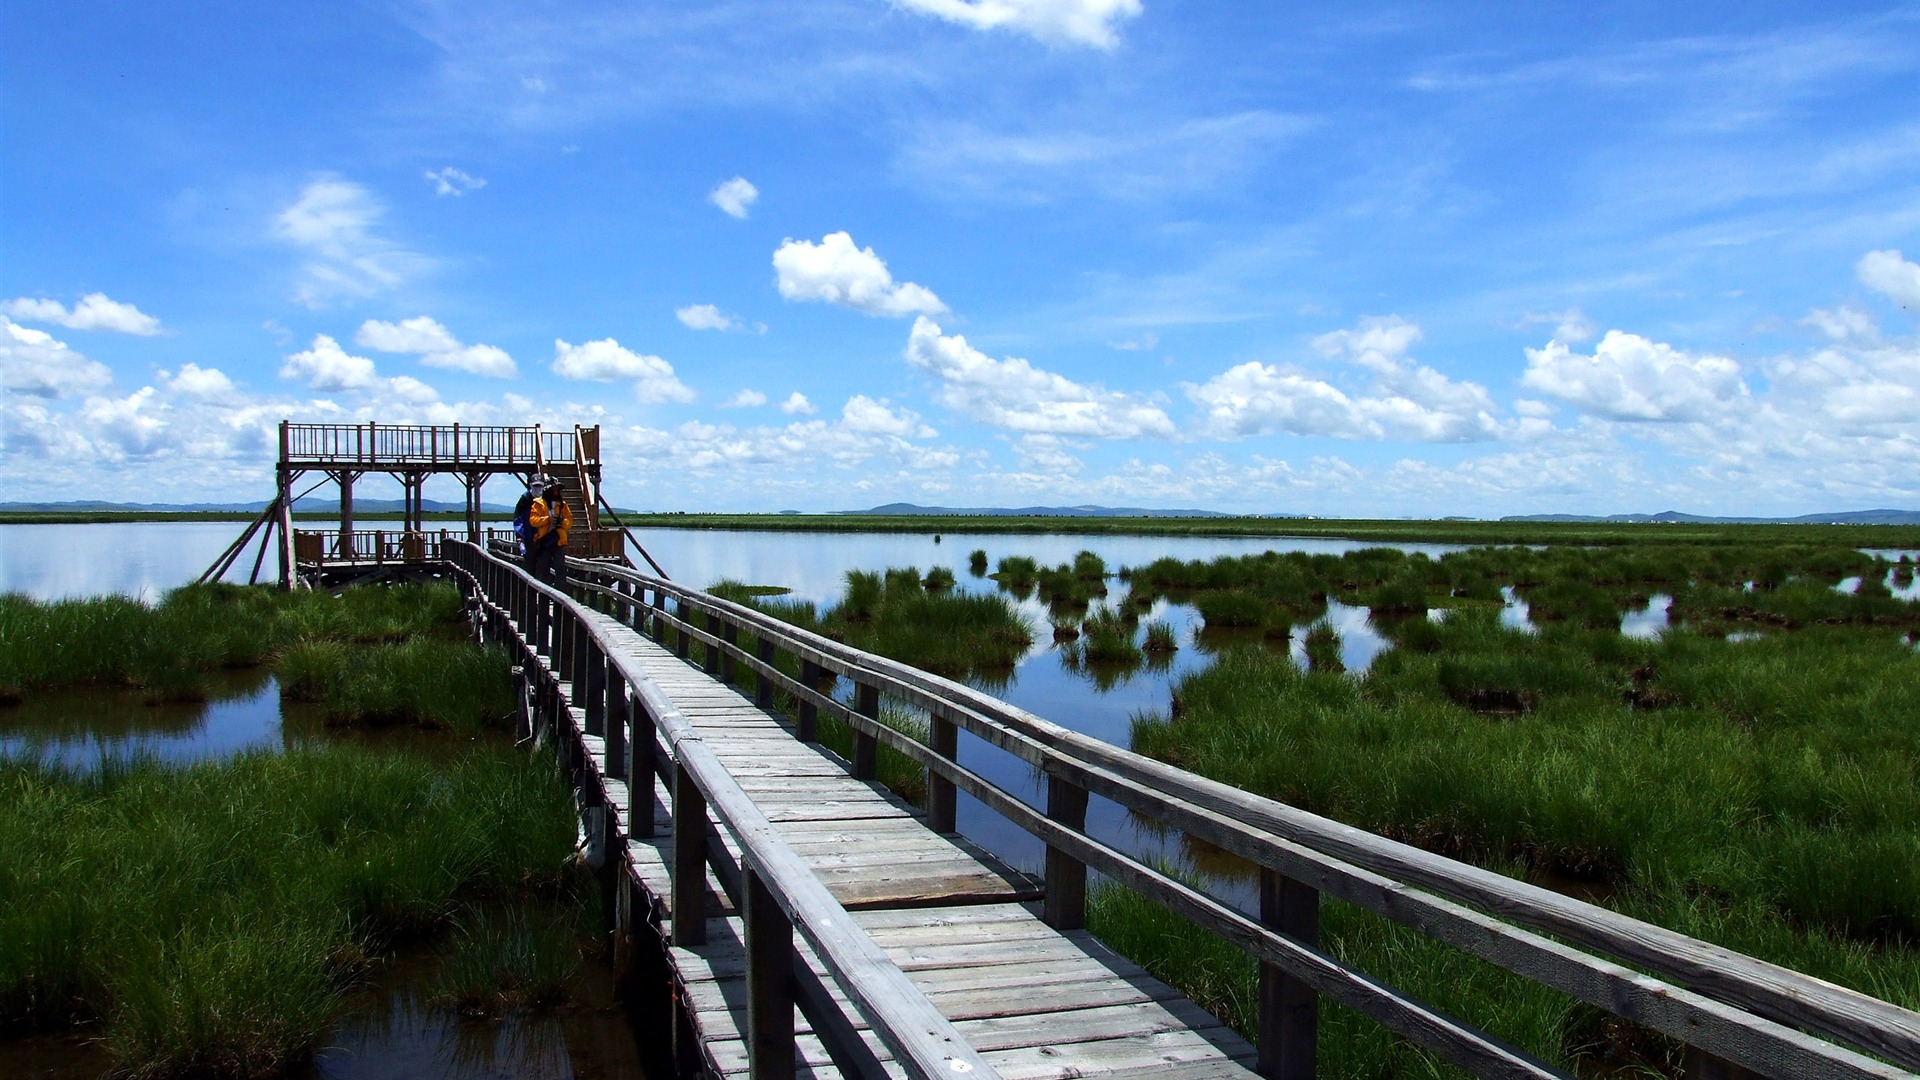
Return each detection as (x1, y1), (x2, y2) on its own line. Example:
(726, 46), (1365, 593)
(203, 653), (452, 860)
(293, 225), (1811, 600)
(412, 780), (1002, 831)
(355, 316), (517, 377)
(721, 389), (769, 408)
(280, 335), (381, 392)
(551, 338), (695, 404)
(2, 293), (163, 335)
(1188, 316), (1502, 442)
(424, 167), (487, 197)
(774, 232), (947, 318)
(840, 395), (936, 438)
(0, 317), (115, 397)
(891, 0), (1143, 48)
(676, 304), (743, 331)
(708, 176), (759, 219)
(274, 177), (433, 308)
(780, 392), (816, 415)
(1859, 249), (1920, 310)
(905, 317), (1174, 437)
(1522, 330), (1748, 422)
(162, 363), (237, 399)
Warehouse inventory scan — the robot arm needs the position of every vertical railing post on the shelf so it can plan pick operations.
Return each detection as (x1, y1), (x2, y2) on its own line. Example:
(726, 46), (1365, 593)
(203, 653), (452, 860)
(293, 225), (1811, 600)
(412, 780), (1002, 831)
(797, 660), (820, 742)
(604, 655), (627, 778)
(672, 759), (708, 947)
(583, 635), (606, 737)
(851, 682), (880, 781)
(1258, 867), (1320, 1080)
(754, 638), (776, 709)
(721, 621), (739, 685)
(569, 607), (588, 697)
(1044, 773), (1089, 930)
(675, 599), (692, 659)
(630, 687), (657, 839)
(743, 866), (796, 1080)
(928, 710), (958, 834)
(704, 612), (721, 675)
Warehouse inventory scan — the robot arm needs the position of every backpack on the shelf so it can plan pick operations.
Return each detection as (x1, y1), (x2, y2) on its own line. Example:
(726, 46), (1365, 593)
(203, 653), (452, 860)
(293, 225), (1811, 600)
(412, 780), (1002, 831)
(512, 492), (535, 548)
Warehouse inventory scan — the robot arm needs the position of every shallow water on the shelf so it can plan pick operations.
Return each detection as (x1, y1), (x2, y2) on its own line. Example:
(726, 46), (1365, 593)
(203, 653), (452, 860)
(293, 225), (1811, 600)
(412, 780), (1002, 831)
(0, 933), (648, 1080)
(1620, 594), (1673, 639)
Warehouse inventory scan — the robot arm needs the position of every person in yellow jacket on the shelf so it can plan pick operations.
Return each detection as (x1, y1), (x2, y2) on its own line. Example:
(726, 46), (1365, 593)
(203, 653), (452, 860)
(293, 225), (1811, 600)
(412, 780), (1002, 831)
(527, 477), (573, 587)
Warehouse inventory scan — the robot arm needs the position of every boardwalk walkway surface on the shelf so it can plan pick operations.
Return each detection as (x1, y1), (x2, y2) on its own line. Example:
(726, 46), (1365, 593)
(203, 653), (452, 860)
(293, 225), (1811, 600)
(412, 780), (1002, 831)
(572, 608), (1259, 1079)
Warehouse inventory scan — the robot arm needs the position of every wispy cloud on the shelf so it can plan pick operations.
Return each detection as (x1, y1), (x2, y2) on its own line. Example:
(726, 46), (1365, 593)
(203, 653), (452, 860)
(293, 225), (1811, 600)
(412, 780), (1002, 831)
(273, 177), (433, 308)
(899, 110), (1316, 202)
(889, 0), (1142, 50)
(424, 166), (487, 196)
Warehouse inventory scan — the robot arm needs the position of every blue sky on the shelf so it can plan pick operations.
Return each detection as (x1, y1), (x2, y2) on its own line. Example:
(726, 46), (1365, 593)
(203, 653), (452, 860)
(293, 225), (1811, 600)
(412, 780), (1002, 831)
(4, 1), (1920, 516)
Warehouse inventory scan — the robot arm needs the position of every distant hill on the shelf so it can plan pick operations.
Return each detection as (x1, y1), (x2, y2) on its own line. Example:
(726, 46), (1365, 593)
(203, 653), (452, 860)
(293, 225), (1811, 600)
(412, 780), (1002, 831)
(1502, 509), (1920, 525)
(846, 503), (1239, 518)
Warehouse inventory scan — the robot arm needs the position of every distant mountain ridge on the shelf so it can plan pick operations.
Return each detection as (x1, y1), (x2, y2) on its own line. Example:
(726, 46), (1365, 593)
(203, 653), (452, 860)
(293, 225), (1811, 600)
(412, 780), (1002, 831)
(1501, 509), (1920, 525)
(845, 502), (1239, 518)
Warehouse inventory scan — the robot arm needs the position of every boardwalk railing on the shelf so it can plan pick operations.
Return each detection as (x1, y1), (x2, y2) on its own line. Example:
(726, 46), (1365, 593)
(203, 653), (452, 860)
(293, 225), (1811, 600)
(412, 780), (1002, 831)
(446, 541), (1001, 1079)
(282, 422), (579, 468)
(541, 553), (1920, 1080)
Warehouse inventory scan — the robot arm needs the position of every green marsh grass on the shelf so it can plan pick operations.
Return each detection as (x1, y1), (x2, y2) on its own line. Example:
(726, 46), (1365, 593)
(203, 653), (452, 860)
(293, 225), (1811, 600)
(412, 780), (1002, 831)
(278, 638), (514, 731)
(0, 745), (576, 1077)
(1129, 616), (1920, 1020)
(0, 581), (469, 701)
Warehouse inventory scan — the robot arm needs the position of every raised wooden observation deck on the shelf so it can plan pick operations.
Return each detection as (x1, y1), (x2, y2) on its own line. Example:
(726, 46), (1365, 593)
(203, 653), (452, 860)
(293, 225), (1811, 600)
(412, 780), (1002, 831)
(201, 421), (642, 588)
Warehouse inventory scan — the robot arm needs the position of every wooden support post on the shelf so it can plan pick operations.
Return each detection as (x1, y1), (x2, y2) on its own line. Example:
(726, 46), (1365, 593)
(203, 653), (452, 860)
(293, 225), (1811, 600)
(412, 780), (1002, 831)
(630, 690), (657, 839)
(278, 479), (296, 590)
(852, 682), (879, 781)
(1683, 1048), (1766, 1080)
(704, 612), (721, 675)
(604, 656), (627, 779)
(721, 621), (739, 684)
(1258, 867), (1319, 1080)
(571, 614), (591, 705)
(743, 867), (796, 1080)
(755, 638), (775, 709)
(676, 599), (692, 659)
(1045, 773), (1090, 930)
(337, 469), (356, 558)
(672, 763), (709, 946)
(797, 660), (820, 742)
(583, 637), (606, 737)
(928, 711), (958, 834)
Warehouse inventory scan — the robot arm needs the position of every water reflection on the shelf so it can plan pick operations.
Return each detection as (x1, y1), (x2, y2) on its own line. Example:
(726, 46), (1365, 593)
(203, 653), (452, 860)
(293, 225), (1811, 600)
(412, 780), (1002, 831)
(0, 670), (293, 767)
(0, 672), (491, 770)
(1499, 585), (1538, 633)
(1619, 594), (1673, 639)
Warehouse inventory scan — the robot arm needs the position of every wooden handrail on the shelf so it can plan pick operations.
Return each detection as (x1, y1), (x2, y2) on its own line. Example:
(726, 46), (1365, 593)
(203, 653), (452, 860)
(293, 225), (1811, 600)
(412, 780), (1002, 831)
(563, 558), (1920, 1080)
(443, 541), (1001, 1080)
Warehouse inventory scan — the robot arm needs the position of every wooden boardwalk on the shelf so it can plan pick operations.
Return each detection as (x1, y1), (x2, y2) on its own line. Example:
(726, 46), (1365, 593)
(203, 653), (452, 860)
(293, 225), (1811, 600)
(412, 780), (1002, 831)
(445, 537), (1920, 1080)
(573, 609), (1259, 1078)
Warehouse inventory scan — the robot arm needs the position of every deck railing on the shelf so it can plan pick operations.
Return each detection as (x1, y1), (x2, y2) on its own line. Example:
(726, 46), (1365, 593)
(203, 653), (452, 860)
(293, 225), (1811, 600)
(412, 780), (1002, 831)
(444, 541), (1001, 1080)
(280, 422), (583, 467)
(294, 527), (626, 566)
(529, 552), (1920, 1080)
